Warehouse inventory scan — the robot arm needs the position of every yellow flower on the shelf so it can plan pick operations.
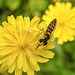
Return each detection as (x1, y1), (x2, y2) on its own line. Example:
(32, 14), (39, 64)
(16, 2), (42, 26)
(53, 0), (61, 2)
(42, 2), (75, 44)
(0, 15), (55, 75)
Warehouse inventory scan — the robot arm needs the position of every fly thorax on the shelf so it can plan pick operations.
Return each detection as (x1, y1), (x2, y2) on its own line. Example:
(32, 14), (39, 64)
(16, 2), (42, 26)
(44, 33), (50, 40)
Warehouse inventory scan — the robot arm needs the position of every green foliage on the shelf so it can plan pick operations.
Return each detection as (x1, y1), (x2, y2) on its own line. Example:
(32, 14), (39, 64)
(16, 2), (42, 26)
(28, 0), (48, 16)
(5, 0), (21, 10)
(0, 0), (3, 8)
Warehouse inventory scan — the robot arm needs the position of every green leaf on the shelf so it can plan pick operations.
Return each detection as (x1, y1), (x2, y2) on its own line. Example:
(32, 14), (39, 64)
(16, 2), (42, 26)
(0, 0), (4, 8)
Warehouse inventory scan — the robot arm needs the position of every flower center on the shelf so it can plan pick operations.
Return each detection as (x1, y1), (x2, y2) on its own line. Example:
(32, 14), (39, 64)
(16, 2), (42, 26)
(60, 23), (64, 26)
(16, 30), (39, 51)
(20, 45), (26, 50)
(58, 22), (65, 28)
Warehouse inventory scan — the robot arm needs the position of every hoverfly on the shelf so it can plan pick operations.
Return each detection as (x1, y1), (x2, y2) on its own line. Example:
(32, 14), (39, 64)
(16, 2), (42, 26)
(36, 19), (56, 49)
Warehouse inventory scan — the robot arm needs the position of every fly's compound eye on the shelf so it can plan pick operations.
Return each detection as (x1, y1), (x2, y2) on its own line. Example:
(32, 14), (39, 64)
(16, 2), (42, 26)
(44, 41), (47, 45)
(39, 39), (44, 43)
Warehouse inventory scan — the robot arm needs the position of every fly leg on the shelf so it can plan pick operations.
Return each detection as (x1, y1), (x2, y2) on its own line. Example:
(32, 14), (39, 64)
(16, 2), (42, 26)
(37, 25), (44, 33)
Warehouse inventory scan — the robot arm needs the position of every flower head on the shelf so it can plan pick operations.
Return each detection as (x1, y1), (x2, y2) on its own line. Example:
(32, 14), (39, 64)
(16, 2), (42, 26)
(42, 2), (75, 44)
(0, 15), (55, 75)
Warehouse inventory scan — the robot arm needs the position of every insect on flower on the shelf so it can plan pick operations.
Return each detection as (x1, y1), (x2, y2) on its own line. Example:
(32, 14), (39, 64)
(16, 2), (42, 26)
(36, 19), (57, 49)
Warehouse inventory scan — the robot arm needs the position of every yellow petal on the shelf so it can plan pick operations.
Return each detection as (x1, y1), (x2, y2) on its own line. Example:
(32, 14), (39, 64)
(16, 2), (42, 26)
(47, 42), (55, 49)
(35, 55), (49, 63)
(17, 52), (23, 69)
(2, 21), (9, 28)
(15, 68), (22, 75)
(37, 50), (55, 58)
(48, 5), (54, 12)
(54, 26), (62, 38)
(6, 51), (19, 66)
(3, 31), (18, 43)
(0, 54), (11, 64)
(42, 15), (51, 23)
(62, 30), (68, 42)
(22, 55), (28, 72)
(30, 62), (40, 71)
(2, 21), (14, 31)
(16, 15), (23, 31)
(0, 62), (8, 73)
(31, 16), (40, 30)
(7, 15), (16, 26)
(65, 28), (75, 41)
(58, 37), (63, 44)
(8, 61), (16, 73)
(24, 17), (30, 30)
(31, 16), (40, 25)
(45, 10), (50, 16)
(66, 27), (75, 36)
(68, 23), (75, 28)
(67, 35), (74, 41)
(0, 47), (17, 57)
(66, 2), (72, 9)
(27, 65), (34, 75)
(26, 50), (37, 65)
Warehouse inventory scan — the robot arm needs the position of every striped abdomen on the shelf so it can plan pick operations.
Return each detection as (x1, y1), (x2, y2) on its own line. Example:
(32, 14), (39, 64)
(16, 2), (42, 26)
(46, 19), (56, 34)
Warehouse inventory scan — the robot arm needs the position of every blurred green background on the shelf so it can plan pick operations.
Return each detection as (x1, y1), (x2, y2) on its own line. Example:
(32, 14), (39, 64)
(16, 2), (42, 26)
(0, 0), (75, 75)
